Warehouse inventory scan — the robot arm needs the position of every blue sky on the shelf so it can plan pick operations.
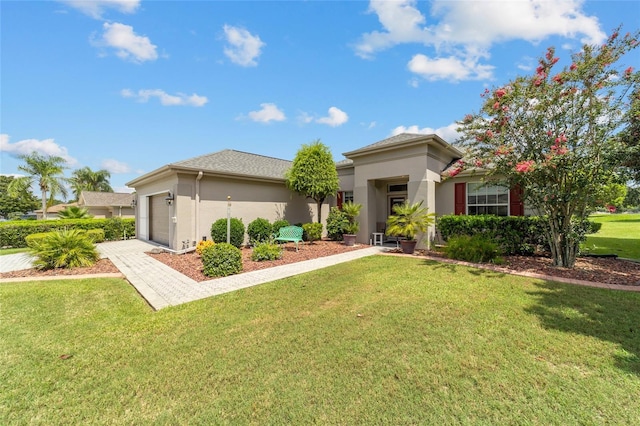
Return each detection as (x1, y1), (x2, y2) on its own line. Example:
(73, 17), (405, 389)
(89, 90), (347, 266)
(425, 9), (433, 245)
(1, 0), (638, 194)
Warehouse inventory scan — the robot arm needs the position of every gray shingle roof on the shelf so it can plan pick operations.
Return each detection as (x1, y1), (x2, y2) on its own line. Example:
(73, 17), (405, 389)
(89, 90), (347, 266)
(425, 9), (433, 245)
(81, 191), (135, 206)
(349, 133), (428, 152)
(171, 149), (292, 180)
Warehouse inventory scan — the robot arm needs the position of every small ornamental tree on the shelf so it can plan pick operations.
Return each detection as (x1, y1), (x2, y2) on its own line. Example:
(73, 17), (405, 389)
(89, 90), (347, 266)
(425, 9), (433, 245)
(286, 140), (339, 223)
(456, 28), (639, 268)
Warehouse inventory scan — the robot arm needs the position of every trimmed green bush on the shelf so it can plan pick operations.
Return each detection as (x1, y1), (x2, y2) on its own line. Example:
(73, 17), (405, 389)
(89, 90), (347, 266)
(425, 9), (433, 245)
(443, 234), (503, 264)
(247, 218), (272, 245)
(271, 219), (290, 235)
(86, 229), (105, 243)
(437, 215), (546, 255)
(302, 223), (323, 243)
(28, 229), (99, 270)
(0, 218), (135, 248)
(201, 243), (242, 277)
(25, 232), (54, 248)
(210, 218), (245, 248)
(251, 241), (283, 261)
(326, 207), (349, 241)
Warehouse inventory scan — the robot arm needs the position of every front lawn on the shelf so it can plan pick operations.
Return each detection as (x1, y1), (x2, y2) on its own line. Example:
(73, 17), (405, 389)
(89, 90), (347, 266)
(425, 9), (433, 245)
(1, 257), (639, 424)
(584, 213), (640, 260)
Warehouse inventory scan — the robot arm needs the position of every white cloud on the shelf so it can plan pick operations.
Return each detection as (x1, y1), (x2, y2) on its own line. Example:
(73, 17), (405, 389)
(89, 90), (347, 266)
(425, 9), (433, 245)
(223, 25), (265, 67)
(61, 0), (140, 19)
(355, 0), (606, 82)
(316, 107), (349, 127)
(101, 159), (131, 174)
(248, 103), (286, 123)
(121, 89), (208, 106)
(391, 122), (460, 143)
(113, 186), (135, 194)
(297, 111), (314, 125)
(408, 54), (494, 82)
(98, 22), (158, 63)
(0, 134), (77, 165)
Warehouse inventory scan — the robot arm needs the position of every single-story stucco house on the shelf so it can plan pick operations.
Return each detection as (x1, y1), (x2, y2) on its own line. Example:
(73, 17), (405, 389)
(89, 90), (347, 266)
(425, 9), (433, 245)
(78, 191), (135, 219)
(126, 133), (525, 250)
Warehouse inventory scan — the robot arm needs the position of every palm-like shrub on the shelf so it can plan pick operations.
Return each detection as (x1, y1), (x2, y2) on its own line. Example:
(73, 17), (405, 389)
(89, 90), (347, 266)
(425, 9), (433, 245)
(58, 206), (92, 219)
(386, 200), (435, 241)
(341, 201), (362, 235)
(28, 229), (99, 270)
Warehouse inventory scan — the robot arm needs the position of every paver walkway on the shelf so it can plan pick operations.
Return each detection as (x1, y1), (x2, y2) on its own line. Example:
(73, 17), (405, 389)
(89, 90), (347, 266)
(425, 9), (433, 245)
(2, 240), (384, 310)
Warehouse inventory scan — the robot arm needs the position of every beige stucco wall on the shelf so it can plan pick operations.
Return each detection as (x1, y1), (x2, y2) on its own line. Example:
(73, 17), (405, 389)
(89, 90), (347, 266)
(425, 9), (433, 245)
(132, 171), (329, 250)
(345, 144), (456, 247)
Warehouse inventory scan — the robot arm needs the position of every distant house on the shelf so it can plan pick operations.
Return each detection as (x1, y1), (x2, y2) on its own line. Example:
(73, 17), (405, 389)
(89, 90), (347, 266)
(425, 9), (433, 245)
(78, 191), (135, 219)
(35, 202), (77, 220)
(126, 133), (526, 250)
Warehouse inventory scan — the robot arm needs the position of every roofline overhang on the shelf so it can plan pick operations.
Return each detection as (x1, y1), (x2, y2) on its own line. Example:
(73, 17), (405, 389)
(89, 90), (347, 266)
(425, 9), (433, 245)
(342, 134), (463, 160)
(126, 164), (286, 188)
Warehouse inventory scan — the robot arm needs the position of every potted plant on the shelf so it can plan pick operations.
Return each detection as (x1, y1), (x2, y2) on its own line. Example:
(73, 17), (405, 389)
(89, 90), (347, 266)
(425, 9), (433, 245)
(341, 201), (362, 246)
(386, 200), (436, 254)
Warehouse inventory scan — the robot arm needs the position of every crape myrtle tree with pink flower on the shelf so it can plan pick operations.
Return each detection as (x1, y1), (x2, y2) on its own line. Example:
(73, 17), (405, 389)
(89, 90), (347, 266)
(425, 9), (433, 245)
(455, 28), (639, 268)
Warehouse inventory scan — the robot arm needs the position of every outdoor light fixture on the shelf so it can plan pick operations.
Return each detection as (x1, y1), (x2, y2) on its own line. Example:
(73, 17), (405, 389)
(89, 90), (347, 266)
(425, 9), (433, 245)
(130, 198), (137, 208)
(165, 192), (174, 206)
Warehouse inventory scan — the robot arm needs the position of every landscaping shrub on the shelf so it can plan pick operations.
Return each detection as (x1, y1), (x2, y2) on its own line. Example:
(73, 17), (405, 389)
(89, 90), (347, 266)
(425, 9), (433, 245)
(302, 223), (323, 243)
(210, 218), (245, 248)
(201, 243), (242, 277)
(247, 218), (272, 245)
(25, 232), (53, 248)
(0, 218), (134, 248)
(251, 241), (282, 261)
(195, 239), (214, 255)
(326, 207), (349, 241)
(86, 229), (105, 243)
(443, 234), (503, 264)
(271, 219), (290, 235)
(28, 229), (99, 270)
(437, 215), (546, 255)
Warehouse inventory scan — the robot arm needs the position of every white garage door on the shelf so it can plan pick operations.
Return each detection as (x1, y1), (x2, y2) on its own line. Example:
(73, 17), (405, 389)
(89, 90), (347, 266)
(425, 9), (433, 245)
(149, 194), (170, 246)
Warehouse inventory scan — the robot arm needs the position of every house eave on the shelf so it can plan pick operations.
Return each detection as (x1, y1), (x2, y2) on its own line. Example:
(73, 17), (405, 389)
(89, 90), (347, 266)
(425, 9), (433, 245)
(343, 134), (463, 159)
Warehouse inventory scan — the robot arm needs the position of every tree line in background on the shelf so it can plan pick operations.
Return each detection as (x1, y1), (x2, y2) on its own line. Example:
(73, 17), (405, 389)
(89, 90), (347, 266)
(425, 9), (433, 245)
(2, 152), (114, 219)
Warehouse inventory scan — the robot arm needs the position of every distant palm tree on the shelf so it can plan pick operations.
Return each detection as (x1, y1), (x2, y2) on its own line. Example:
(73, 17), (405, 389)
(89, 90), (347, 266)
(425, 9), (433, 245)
(7, 153), (68, 219)
(70, 167), (113, 200)
(58, 206), (92, 219)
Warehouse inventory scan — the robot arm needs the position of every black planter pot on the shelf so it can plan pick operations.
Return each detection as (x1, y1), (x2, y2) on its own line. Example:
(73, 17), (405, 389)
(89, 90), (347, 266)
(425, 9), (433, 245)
(343, 234), (357, 247)
(400, 240), (417, 254)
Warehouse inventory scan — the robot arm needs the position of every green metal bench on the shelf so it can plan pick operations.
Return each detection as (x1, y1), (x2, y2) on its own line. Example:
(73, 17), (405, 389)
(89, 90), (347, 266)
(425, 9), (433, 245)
(274, 226), (304, 251)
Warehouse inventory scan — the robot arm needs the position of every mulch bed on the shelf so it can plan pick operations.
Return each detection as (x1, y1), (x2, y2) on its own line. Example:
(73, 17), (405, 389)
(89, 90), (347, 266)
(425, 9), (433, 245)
(1, 258), (120, 279)
(148, 240), (369, 282)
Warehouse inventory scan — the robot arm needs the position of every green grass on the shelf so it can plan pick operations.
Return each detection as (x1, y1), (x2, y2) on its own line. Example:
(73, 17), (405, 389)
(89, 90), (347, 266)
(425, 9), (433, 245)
(2, 257), (639, 424)
(0, 247), (29, 256)
(583, 213), (640, 260)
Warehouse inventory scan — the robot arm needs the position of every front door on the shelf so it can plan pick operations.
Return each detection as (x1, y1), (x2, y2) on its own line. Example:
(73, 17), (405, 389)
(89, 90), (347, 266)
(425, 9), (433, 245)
(389, 195), (406, 216)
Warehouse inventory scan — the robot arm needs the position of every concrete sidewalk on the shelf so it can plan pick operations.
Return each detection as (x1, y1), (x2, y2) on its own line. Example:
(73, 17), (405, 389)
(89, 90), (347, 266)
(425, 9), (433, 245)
(2, 240), (384, 310)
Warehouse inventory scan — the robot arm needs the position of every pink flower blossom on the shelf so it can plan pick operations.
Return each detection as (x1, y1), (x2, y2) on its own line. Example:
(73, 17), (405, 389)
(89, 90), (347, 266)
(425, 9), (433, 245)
(547, 131), (553, 137)
(570, 63), (577, 71)
(551, 57), (559, 65)
(625, 66), (634, 76)
(495, 88), (507, 98)
(447, 168), (461, 178)
(552, 74), (563, 84)
(475, 159), (484, 167)
(493, 101), (500, 110)
(486, 130), (494, 138)
(534, 79), (543, 87)
(515, 160), (535, 173)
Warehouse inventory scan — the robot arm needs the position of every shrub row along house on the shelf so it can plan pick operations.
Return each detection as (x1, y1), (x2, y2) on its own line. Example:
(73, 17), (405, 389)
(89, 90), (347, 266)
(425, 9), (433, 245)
(126, 133), (525, 251)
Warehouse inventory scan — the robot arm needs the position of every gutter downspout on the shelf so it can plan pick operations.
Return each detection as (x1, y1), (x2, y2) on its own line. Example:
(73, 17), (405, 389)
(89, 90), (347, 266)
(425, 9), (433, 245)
(195, 171), (203, 243)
